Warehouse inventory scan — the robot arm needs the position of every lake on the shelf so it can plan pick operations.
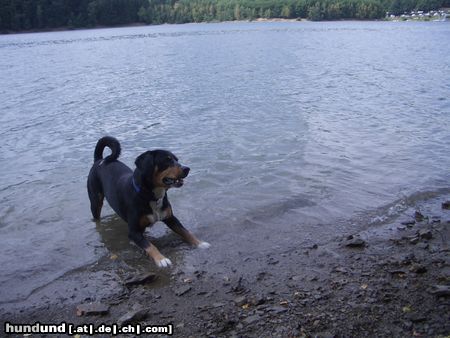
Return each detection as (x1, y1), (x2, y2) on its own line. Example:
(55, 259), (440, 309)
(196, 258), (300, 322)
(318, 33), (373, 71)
(1, 21), (449, 305)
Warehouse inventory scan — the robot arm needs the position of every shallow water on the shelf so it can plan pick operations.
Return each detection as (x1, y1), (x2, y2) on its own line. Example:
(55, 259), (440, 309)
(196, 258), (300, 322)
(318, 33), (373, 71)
(1, 21), (450, 304)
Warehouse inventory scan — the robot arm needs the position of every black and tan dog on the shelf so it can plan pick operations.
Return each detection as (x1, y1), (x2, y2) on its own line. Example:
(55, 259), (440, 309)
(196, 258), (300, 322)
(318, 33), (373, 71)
(87, 136), (210, 268)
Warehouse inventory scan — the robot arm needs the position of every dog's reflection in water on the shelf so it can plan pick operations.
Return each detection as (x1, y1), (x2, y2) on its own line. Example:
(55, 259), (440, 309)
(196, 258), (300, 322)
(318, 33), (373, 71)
(95, 214), (185, 280)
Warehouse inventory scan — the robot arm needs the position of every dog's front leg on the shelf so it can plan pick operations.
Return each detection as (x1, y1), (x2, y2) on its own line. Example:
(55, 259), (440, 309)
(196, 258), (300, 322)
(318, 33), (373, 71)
(164, 216), (210, 249)
(128, 225), (172, 268)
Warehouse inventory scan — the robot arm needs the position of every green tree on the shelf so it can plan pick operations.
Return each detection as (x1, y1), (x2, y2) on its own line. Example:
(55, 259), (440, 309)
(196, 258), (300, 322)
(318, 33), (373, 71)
(0, 0), (441, 32)
(281, 4), (292, 17)
(308, 3), (323, 20)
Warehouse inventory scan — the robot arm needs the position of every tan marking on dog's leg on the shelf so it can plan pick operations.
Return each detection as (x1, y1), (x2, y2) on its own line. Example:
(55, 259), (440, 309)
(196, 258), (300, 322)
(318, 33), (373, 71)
(139, 215), (151, 229)
(145, 244), (172, 268)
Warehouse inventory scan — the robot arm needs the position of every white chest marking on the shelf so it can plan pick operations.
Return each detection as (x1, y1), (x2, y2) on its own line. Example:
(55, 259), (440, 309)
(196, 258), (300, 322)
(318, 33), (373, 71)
(146, 188), (167, 224)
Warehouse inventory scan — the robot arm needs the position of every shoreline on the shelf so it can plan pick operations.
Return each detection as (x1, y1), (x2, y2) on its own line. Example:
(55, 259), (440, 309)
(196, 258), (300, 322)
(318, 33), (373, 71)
(1, 192), (449, 337)
(0, 18), (394, 36)
(2, 17), (445, 36)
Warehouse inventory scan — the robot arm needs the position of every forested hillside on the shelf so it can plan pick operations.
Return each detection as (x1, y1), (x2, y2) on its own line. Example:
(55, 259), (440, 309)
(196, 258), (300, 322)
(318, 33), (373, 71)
(1, 0), (449, 32)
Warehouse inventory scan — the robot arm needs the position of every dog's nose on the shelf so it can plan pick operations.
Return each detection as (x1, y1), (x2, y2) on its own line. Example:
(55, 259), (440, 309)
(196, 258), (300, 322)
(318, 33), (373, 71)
(181, 166), (190, 177)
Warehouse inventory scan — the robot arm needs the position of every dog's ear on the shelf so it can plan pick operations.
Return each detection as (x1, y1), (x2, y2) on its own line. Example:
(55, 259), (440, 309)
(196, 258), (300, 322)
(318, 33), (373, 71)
(135, 151), (155, 178)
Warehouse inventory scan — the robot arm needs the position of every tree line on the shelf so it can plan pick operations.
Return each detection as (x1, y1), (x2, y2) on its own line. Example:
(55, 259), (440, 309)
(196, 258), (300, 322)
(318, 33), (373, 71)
(1, 0), (449, 32)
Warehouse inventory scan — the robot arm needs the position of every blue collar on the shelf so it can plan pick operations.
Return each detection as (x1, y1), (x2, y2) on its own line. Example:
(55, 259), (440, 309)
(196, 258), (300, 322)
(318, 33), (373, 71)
(132, 177), (141, 193)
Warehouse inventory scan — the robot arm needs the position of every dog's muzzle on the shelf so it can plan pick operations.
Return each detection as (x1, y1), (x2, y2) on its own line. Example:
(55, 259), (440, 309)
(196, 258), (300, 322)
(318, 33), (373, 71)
(162, 166), (190, 187)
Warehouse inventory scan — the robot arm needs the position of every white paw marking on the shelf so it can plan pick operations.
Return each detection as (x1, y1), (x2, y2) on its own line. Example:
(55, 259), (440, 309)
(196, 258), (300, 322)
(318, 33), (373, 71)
(157, 257), (172, 268)
(197, 241), (211, 249)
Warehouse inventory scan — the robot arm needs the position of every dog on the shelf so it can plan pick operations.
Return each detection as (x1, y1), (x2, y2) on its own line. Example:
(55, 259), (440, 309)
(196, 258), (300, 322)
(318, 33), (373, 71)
(87, 136), (210, 268)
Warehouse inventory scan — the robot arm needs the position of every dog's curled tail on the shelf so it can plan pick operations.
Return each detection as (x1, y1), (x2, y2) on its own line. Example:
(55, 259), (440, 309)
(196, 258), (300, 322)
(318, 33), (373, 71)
(94, 136), (121, 163)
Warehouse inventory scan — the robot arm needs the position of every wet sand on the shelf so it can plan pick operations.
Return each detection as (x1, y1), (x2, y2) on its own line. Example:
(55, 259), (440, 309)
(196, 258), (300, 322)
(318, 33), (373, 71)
(1, 194), (449, 337)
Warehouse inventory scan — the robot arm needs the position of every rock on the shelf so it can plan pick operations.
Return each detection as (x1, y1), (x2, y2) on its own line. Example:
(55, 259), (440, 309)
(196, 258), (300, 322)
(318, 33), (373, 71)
(418, 229), (432, 240)
(117, 308), (149, 326)
(175, 285), (192, 296)
(196, 305), (210, 312)
(410, 264), (427, 274)
(401, 220), (415, 226)
(417, 242), (429, 250)
(268, 258), (279, 265)
(334, 266), (348, 273)
(267, 306), (288, 314)
(442, 201), (450, 210)
(256, 272), (267, 281)
(234, 296), (247, 306)
(76, 302), (109, 316)
(382, 293), (395, 303)
(218, 320), (237, 333)
(390, 269), (407, 277)
(409, 236), (420, 245)
(399, 253), (415, 265)
(124, 272), (158, 287)
(428, 285), (450, 297)
(252, 295), (266, 306)
(231, 277), (246, 294)
(403, 321), (413, 330)
(431, 216), (441, 223)
(406, 314), (427, 323)
(414, 211), (425, 222)
(243, 314), (260, 325)
(345, 235), (366, 248)
(212, 302), (226, 308)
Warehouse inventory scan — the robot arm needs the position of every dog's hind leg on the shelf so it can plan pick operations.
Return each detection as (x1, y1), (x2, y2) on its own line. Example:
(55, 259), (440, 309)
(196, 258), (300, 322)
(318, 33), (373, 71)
(87, 176), (104, 220)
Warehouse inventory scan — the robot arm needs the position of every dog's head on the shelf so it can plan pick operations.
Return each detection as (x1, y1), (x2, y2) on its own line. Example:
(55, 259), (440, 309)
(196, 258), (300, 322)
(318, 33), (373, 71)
(135, 150), (190, 190)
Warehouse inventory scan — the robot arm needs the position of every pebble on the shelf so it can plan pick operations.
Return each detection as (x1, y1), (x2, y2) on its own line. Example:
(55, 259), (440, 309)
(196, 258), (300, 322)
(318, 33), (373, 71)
(175, 285), (192, 296)
(409, 236), (420, 245)
(414, 211), (425, 222)
(117, 308), (149, 326)
(124, 273), (158, 287)
(401, 220), (415, 226)
(267, 306), (288, 314)
(418, 229), (432, 240)
(431, 216), (441, 223)
(389, 269), (407, 276)
(409, 264), (427, 274)
(345, 235), (366, 248)
(232, 296), (246, 306)
(76, 302), (109, 316)
(243, 314), (260, 325)
(428, 285), (450, 297)
(334, 267), (348, 273)
(406, 313), (427, 323)
(212, 302), (226, 308)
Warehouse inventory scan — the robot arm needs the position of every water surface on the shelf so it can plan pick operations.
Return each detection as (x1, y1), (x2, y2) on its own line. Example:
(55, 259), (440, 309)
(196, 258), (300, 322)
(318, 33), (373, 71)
(1, 21), (449, 304)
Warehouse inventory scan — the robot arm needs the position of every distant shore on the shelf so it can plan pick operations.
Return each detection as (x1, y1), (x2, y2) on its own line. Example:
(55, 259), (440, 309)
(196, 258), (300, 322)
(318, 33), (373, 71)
(0, 17), (392, 36)
(1, 12), (447, 35)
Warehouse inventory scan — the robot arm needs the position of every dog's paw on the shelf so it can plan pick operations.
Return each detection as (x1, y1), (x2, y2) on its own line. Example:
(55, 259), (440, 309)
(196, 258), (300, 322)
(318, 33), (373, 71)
(156, 257), (172, 268)
(197, 241), (211, 249)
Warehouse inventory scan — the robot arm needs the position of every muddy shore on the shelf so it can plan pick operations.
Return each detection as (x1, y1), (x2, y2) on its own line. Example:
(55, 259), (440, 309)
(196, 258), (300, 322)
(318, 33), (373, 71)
(1, 195), (449, 337)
